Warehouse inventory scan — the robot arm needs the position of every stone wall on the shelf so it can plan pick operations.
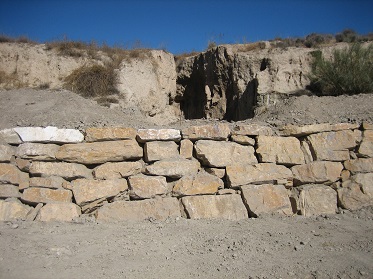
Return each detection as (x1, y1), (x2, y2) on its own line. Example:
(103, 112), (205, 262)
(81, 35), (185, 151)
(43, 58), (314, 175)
(0, 122), (372, 222)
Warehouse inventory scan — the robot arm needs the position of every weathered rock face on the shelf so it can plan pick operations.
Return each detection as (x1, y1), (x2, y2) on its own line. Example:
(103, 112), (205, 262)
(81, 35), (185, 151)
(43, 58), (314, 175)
(226, 163), (293, 187)
(29, 162), (92, 180)
(293, 184), (337, 216)
(36, 203), (81, 222)
(338, 180), (372, 210)
(93, 161), (142, 179)
(291, 161), (343, 185)
(280, 123), (360, 137)
(128, 174), (168, 199)
(56, 140), (142, 164)
(177, 44), (352, 121)
(194, 140), (257, 167)
(116, 50), (178, 123)
(241, 184), (292, 217)
(172, 172), (223, 197)
(145, 158), (200, 178)
(144, 141), (179, 162)
(180, 194), (248, 220)
(256, 136), (304, 165)
(307, 130), (361, 161)
(95, 197), (181, 221)
(179, 139), (193, 159)
(0, 199), (32, 221)
(71, 179), (128, 206)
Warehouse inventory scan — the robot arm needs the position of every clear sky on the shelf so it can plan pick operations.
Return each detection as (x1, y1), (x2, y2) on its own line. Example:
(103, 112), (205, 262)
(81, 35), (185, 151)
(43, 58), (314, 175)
(0, 0), (372, 54)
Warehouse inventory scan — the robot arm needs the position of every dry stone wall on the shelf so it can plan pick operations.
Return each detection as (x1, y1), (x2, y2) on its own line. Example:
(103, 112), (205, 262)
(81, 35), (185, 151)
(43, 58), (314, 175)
(0, 122), (372, 222)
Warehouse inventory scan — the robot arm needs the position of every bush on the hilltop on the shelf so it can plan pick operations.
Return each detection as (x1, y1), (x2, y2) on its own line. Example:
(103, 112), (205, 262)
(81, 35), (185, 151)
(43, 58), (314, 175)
(309, 43), (373, 95)
(64, 64), (118, 98)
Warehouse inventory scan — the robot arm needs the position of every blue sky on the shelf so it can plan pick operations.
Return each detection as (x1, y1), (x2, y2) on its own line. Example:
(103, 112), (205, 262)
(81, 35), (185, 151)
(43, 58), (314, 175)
(0, 0), (372, 54)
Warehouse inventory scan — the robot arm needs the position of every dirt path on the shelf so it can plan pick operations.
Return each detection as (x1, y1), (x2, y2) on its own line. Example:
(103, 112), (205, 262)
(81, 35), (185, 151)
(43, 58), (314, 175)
(1, 207), (372, 279)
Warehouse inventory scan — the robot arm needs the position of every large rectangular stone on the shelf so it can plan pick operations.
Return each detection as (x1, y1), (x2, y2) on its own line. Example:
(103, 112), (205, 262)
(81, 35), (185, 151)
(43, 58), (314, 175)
(93, 161), (142, 179)
(172, 172), (223, 197)
(145, 158), (200, 178)
(280, 123), (360, 137)
(0, 199), (32, 221)
(0, 144), (14, 162)
(22, 187), (72, 205)
(56, 140), (142, 164)
(0, 184), (20, 198)
(194, 140), (257, 167)
(144, 141), (179, 162)
(292, 184), (337, 216)
(358, 130), (373, 157)
(128, 174), (168, 199)
(16, 143), (59, 161)
(29, 176), (70, 189)
(307, 130), (361, 161)
(95, 197), (181, 221)
(256, 136), (304, 165)
(36, 203), (81, 222)
(182, 123), (231, 141)
(232, 124), (273, 136)
(180, 195), (248, 220)
(291, 161), (343, 186)
(241, 184), (292, 217)
(137, 129), (181, 143)
(71, 179), (128, 205)
(85, 127), (137, 142)
(0, 163), (29, 189)
(29, 162), (92, 180)
(344, 158), (373, 173)
(226, 163), (293, 187)
(13, 126), (84, 143)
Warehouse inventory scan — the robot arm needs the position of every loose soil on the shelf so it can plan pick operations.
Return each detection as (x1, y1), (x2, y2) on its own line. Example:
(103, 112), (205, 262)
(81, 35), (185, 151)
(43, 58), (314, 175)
(0, 88), (373, 278)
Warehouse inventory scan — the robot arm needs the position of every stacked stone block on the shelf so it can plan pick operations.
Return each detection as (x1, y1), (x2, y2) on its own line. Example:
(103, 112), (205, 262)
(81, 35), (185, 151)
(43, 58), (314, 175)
(0, 122), (372, 222)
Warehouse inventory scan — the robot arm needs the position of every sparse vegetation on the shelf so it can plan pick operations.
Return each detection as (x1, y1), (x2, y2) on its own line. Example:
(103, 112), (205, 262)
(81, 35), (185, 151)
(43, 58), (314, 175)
(0, 34), (37, 44)
(309, 43), (373, 95)
(0, 70), (24, 89)
(64, 64), (118, 98)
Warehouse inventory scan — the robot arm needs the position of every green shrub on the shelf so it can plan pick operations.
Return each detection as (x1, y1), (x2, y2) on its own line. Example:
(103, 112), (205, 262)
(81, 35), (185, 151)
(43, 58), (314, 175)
(309, 43), (373, 95)
(64, 64), (118, 98)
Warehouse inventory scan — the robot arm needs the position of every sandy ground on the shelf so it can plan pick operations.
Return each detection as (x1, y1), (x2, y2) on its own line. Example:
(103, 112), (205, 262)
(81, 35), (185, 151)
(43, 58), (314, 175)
(1, 207), (372, 279)
(0, 88), (373, 278)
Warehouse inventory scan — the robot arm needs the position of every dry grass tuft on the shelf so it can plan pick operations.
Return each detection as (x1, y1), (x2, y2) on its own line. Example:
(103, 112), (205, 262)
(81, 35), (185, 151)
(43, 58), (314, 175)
(64, 64), (118, 98)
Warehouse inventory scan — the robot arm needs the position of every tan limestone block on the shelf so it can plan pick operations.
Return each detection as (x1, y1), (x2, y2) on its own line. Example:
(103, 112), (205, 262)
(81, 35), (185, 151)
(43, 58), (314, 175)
(29, 176), (70, 189)
(85, 127), (137, 142)
(144, 141), (179, 162)
(94, 161), (142, 179)
(72, 179), (128, 206)
(137, 129), (181, 143)
(280, 123), (360, 137)
(182, 123), (231, 141)
(181, 194), (248, 220)
(173, 172), (223, 197)
(194, 140), (257, 168)
(36, 203), (81, 222)
(241, 184), (292, 217)
(232, 124), (273, 136)
(0, 163), (29, 189)
(358, 130), (373, 157)
(95, 197), (181, 221)
(291, 161), (343, 186)
(231, 135), (255, 146)
(22, 187), (72, 204)
(226, 163), (293, 187)
(256, 136), (305, 165)
(0, 199), (32, 221)
(180, 139), (193, 159)
(128, 174), (168, 199)
(344, 158), (373, 173)
(205, 167), (226, 179)
(145, 158), (200, 178)
(29, 162), (92, 180)
(56, 140), (142, 164)
(0, 143), (14, 162)
(0, 184), (20, 198)
(15, 143), (60, 161)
